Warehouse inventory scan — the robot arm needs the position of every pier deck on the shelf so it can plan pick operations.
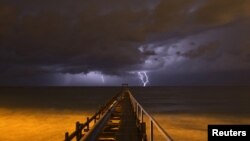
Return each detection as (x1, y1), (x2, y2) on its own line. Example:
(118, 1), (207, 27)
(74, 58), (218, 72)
(65, 87), (173, 141)
(115, 93), (141, 141)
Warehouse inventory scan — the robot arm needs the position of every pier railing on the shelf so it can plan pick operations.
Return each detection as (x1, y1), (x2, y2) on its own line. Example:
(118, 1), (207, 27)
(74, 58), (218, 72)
(65, 86), (173, 141)
(64, 91), (121, 141)
(128, 90), (173, 141)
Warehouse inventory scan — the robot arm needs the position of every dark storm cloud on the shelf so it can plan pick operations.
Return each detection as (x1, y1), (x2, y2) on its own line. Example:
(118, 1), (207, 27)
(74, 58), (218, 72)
(194, 0), (250, 25)
(0, 0), (153, 76)
(0, 0), (250, 85)
(150, 0), (195, 31)
(181, 42), (220, 60)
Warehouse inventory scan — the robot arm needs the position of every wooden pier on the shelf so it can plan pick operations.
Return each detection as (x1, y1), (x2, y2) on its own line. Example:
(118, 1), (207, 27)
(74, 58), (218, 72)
(65, 85), (173, 141)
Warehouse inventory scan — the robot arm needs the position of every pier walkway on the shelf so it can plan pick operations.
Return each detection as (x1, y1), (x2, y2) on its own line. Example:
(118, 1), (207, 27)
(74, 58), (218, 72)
(64, 86), (173, 141)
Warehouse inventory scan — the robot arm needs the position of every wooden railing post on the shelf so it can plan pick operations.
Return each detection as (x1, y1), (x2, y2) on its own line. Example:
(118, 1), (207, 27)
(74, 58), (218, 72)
(141, 109), (143, 123)
(136, 103), (139, 119)
(76, 121), (82, 141)
(101, 106), (104, 115)
(134, 101), (136, 112)
(65, 132), (69, 141)
(87, 117), (90, 130)
(150, 120), (153, 141)
(84, 117), (90, 132)
(141, 122), (147, 141)
(97, 112), (100, 119)
(76, 121), (80, 141)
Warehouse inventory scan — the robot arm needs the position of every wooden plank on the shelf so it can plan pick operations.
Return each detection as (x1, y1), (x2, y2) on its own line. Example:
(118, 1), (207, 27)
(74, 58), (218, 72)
(115, 93), (141, 141)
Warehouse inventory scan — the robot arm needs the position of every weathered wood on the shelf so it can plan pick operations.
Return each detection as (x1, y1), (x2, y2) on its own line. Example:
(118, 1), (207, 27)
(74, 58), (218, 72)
(75, 121), (81, 141)
(129, 90), (173, 141)
(64, 87), (173, 141)
(115, 93), (141, 141)
(64, 91), (122, 141)
(150, 120), (153, 141)
(65, 132), (69, 141)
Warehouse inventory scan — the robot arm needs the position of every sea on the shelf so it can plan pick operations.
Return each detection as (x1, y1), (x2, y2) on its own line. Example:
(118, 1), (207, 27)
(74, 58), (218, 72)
(0, 86), (250, 141)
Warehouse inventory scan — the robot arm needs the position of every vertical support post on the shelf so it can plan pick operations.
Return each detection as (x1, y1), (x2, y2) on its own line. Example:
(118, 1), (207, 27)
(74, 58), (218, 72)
(101, 106), (104, 115)
(133, 98), (136, 112)
(132, 98), (135, 112)
(94, 112), (97, 123)
(86, 117), (90, 131)
(65, 132), (69, 141)
(141, 122), (147, 141)
(136, 103), (139, 119)
(141, 109), (143, 123)
(76, 121), (80, 141)
(138, 106), (141, 119)
(132, 101), (134, 111)
(150, 120), (153, 141)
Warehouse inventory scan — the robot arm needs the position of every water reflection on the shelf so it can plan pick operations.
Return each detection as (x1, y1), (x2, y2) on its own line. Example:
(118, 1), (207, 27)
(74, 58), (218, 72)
(1, 86), (250, 140)
(0, 108), (92, 141)
(153, 114), (250, 141)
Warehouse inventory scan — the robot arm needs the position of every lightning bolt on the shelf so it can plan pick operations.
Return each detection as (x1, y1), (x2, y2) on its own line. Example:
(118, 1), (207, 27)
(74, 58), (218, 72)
(101, 75), (105, 83)
(137, 71), (149, 87)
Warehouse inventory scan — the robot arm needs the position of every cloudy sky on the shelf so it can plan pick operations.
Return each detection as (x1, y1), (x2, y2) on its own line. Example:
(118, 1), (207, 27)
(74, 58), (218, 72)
(0, 0), (250, 86)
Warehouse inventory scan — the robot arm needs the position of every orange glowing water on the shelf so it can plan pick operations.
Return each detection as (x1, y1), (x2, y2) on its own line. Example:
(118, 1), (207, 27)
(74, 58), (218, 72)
(1, 108), (249, 141)
(153, 114), (250, 141)
(0, 86), (249, 141)
(0, 108), (91, 141)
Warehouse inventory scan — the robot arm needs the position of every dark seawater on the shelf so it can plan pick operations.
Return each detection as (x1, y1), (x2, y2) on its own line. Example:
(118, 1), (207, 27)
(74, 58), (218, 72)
(131, 86), (250, 115)
(0, 87), (121, 111)
(0, 86), (250, 141)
